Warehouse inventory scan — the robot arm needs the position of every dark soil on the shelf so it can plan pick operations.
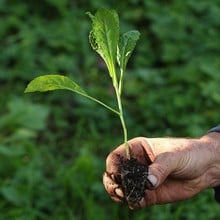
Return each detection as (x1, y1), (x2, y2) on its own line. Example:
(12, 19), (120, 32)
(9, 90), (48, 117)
(117, 157), (153, 205)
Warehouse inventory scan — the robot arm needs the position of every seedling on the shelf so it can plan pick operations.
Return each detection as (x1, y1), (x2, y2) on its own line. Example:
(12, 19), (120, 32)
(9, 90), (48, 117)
(25, 8), (139, 159)
(25, 8), (150, 204)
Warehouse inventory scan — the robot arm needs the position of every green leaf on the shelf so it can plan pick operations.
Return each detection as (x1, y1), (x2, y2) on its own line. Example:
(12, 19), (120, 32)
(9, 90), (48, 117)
(0, 144), (24, 157)
(117, 30), (140, 71)
(24, 75), (87, 95)
(25, 74), (120, 115)
(88, 8), (119, 78)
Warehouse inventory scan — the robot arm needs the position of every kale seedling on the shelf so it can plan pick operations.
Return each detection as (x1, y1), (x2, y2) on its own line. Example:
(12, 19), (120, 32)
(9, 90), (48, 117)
(25, 8), (150, 204)
(25, 8), (139, 159)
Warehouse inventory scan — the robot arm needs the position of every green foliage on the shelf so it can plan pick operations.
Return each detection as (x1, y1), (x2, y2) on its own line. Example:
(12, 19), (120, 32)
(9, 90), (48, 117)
(117, 30), (140, 72)
(25, 9), (140, 157)
(1, 0), (220, 219)
(88, 8), (119, 78)
(25, 74), (120, 115)
(24, 75), (87, 94)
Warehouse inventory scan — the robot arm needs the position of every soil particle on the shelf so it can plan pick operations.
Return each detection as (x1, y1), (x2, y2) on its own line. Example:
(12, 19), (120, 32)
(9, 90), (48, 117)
(118, 157), (152, 204)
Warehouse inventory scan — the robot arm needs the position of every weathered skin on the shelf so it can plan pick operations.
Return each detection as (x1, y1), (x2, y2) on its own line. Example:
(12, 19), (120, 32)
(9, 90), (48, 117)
(103, 132), (220, 210)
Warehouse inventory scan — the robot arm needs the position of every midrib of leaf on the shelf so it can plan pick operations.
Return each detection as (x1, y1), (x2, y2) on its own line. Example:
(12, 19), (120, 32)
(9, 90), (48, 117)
(119, 38), (128, 70)
(101, 19), (117, 81)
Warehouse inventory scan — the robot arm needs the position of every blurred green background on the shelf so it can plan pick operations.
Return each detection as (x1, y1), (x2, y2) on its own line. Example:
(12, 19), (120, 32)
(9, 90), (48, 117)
(0, 0), (220, 219)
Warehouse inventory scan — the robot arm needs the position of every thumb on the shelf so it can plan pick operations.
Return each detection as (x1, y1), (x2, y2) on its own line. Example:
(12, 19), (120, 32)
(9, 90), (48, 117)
(147, 152), (180, 189)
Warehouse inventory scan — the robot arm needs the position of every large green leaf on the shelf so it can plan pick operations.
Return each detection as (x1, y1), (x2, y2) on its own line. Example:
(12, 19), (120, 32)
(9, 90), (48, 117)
(88, 8), (119, 77)
(24, 74), (119, 115)
(117, 30), (140, 71)
(24, 75), (87, 95)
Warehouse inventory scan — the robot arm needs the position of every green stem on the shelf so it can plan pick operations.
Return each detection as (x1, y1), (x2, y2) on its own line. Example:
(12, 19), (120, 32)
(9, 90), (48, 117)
(76, 91), (120, 116)
(119, 68), (124, 96)
(111, 67), (130, 159)
(115, 87), (130, 159)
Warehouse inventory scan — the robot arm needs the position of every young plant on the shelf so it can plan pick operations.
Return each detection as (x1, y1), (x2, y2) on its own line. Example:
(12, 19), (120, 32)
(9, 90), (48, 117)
(25, 8), (150, 204)
(25, 8), (140, 160)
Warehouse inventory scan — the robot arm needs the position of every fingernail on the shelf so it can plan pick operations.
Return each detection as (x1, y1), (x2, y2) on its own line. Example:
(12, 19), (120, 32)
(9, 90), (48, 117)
(110, 174), (115, 181)
(147, 175), (158, 187)
(115, 188), (124, 198)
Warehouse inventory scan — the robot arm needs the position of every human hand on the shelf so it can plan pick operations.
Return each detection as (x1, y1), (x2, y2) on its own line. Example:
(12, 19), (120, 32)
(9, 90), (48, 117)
(103, 134), (220, 209)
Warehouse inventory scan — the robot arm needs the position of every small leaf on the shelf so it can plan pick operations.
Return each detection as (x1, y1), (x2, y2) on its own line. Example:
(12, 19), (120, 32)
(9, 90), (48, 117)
(117, 30), (140, 71)
(24, 75), (87, 95)
(88, 8), (119, 77)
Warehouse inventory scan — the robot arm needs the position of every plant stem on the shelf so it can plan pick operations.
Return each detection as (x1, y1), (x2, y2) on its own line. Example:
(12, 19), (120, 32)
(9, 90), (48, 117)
(112, 67), (130, 159)
(116, 89), (130, 159)
(119, 68), (124, 96)
(120, 108), (130, 160)
(76, 91), (120, 116)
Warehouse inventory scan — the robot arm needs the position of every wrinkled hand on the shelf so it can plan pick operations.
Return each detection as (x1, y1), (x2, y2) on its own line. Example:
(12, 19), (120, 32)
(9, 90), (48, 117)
(103, 136), (219, 209)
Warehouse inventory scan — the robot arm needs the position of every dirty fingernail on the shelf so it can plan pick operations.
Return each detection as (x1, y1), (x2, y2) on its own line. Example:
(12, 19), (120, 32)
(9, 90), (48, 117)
(147, 175), (158, 187)
(115, 188), (124, 198)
